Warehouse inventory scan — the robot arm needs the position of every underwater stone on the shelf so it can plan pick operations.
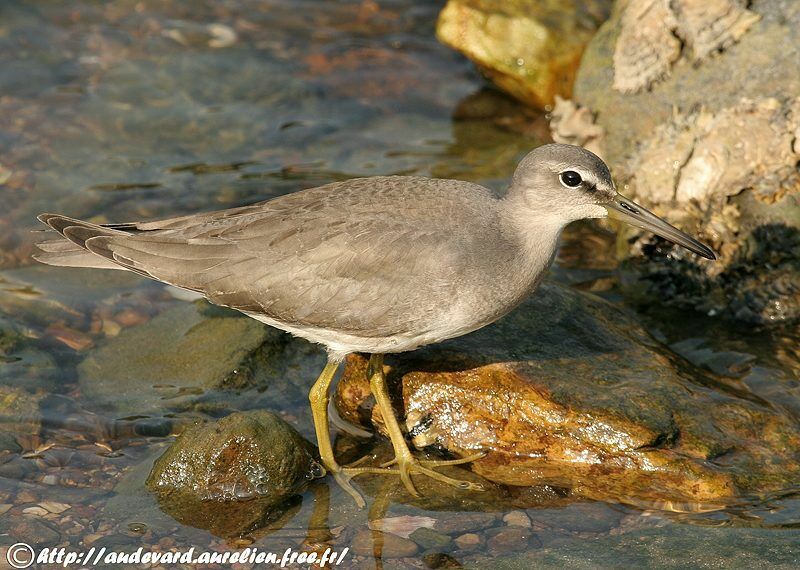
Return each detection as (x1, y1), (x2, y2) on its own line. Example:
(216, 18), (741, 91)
(0, 385), (44, 437)
(77, 302), (279, 416)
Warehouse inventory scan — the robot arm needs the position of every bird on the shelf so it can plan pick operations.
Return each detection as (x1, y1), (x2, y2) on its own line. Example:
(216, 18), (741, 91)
(33, 143), (715, 506)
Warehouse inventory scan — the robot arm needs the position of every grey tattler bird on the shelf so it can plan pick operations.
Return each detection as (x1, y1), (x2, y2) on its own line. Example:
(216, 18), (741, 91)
(33, 144), (715, 505)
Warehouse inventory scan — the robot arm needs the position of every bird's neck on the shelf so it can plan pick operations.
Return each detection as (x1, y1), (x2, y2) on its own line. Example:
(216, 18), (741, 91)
(499, 192), (568, 291)
(500, 192), (568, 255)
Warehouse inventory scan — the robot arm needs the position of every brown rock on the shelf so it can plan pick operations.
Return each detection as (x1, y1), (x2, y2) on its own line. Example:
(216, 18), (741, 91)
(146, 411), (321, 537)
(0, 386), (44, 437)
(503, 510), (531, 528)
(486, 526), (533, 553)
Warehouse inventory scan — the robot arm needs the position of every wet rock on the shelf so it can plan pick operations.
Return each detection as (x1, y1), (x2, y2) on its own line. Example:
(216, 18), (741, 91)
(78, 302), (280, 415)
(502, 511), (531, 528)
(554, 1), (800, 323)
(368, 515), (437, 539)
(487, 526), (537, 553)
(0, 311), (59, 392)
(436, 0), (612, 109)
(336, 282), (800, 506)
(146, 411), (321, 537)
(351, 529), (419, 558)
(454, 532), (483, 551)
(0, 431), (22, 455)
(0, 457), (34, 479)
(409, 526), (453, 551)
(422, 552), (463, 568)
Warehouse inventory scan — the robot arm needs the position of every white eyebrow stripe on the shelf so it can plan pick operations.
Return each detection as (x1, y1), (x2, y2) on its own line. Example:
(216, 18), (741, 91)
(557, 166), (599, 183)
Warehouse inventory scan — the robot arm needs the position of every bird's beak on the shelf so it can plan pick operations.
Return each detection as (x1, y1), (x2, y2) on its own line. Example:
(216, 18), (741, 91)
(605, 194), (716, 260)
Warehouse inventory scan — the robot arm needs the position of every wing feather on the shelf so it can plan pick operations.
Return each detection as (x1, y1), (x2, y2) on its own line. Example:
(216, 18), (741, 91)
(37, 176), (503, 337)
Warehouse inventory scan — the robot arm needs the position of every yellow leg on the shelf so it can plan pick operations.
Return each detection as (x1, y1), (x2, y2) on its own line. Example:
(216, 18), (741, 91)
(340, 354), (485, 497)
(308, 357), (366, 507)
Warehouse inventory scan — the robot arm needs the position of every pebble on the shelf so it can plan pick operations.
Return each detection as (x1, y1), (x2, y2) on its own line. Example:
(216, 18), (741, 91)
(486, 527), (535, 553)
(114, 309), (149, 327)
(351, 529), (419, 558)
(16, 490), (38, 503)
(409, 527), (452, 550)
(22, 505), (49, 516)
(83, 533), (105, 546)
(454, 533), (482, 551)
(39, 501), (71, 514)
(503, 510), (532, 528)
(423, 552), (463, 568)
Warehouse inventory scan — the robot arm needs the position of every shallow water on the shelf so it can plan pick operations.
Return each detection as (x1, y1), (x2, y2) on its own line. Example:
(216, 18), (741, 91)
(1, 1), (798, 568)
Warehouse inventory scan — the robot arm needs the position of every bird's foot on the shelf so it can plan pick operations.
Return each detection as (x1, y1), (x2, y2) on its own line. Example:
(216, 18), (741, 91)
(378, 451), (486, 469)
(326, 464), (367, 509)
(341, 451), (486, 498)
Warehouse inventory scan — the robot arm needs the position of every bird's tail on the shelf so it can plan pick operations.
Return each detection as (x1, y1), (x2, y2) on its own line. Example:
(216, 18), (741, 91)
(32, 214), (128, 270)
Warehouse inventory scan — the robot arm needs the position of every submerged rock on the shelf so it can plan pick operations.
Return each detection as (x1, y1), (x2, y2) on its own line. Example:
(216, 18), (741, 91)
(0, 385), (44, 438)
(436, 0), (612, 109)
(492, 521), (800, 569)
(77, 302), (280, 415)
(335, 282), (800, 508)
(146, 410), (322, 537)
(553, 1), (800, 323)
(0, 311), (60, 392)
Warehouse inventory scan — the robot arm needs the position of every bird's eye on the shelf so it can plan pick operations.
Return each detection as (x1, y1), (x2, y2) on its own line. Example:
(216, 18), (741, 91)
(560, 171), (582, 187)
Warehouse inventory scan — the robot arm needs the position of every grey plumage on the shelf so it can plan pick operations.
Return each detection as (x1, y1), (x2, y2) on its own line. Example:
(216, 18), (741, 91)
(34, 144), (713, 359)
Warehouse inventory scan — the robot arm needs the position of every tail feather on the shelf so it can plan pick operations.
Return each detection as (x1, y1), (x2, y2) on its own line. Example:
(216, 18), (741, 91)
(33, 213), (132, 271)
(32, 249), (125, 270)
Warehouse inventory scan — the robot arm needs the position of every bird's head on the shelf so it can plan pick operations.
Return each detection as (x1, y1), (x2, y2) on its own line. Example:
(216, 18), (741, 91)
(508, 143), (715, 260)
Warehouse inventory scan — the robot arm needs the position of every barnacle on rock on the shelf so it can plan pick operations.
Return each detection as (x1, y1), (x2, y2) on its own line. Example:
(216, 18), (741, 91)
(613, 0), (760, 93)
(549, 96), (606, 158)
(613, 0), (681, 94)
(673, 0), (761, 61)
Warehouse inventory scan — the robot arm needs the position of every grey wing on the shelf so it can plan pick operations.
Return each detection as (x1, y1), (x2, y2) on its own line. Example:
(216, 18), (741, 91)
(38, 178), (488, 337)
(94, 222), (459, 336)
